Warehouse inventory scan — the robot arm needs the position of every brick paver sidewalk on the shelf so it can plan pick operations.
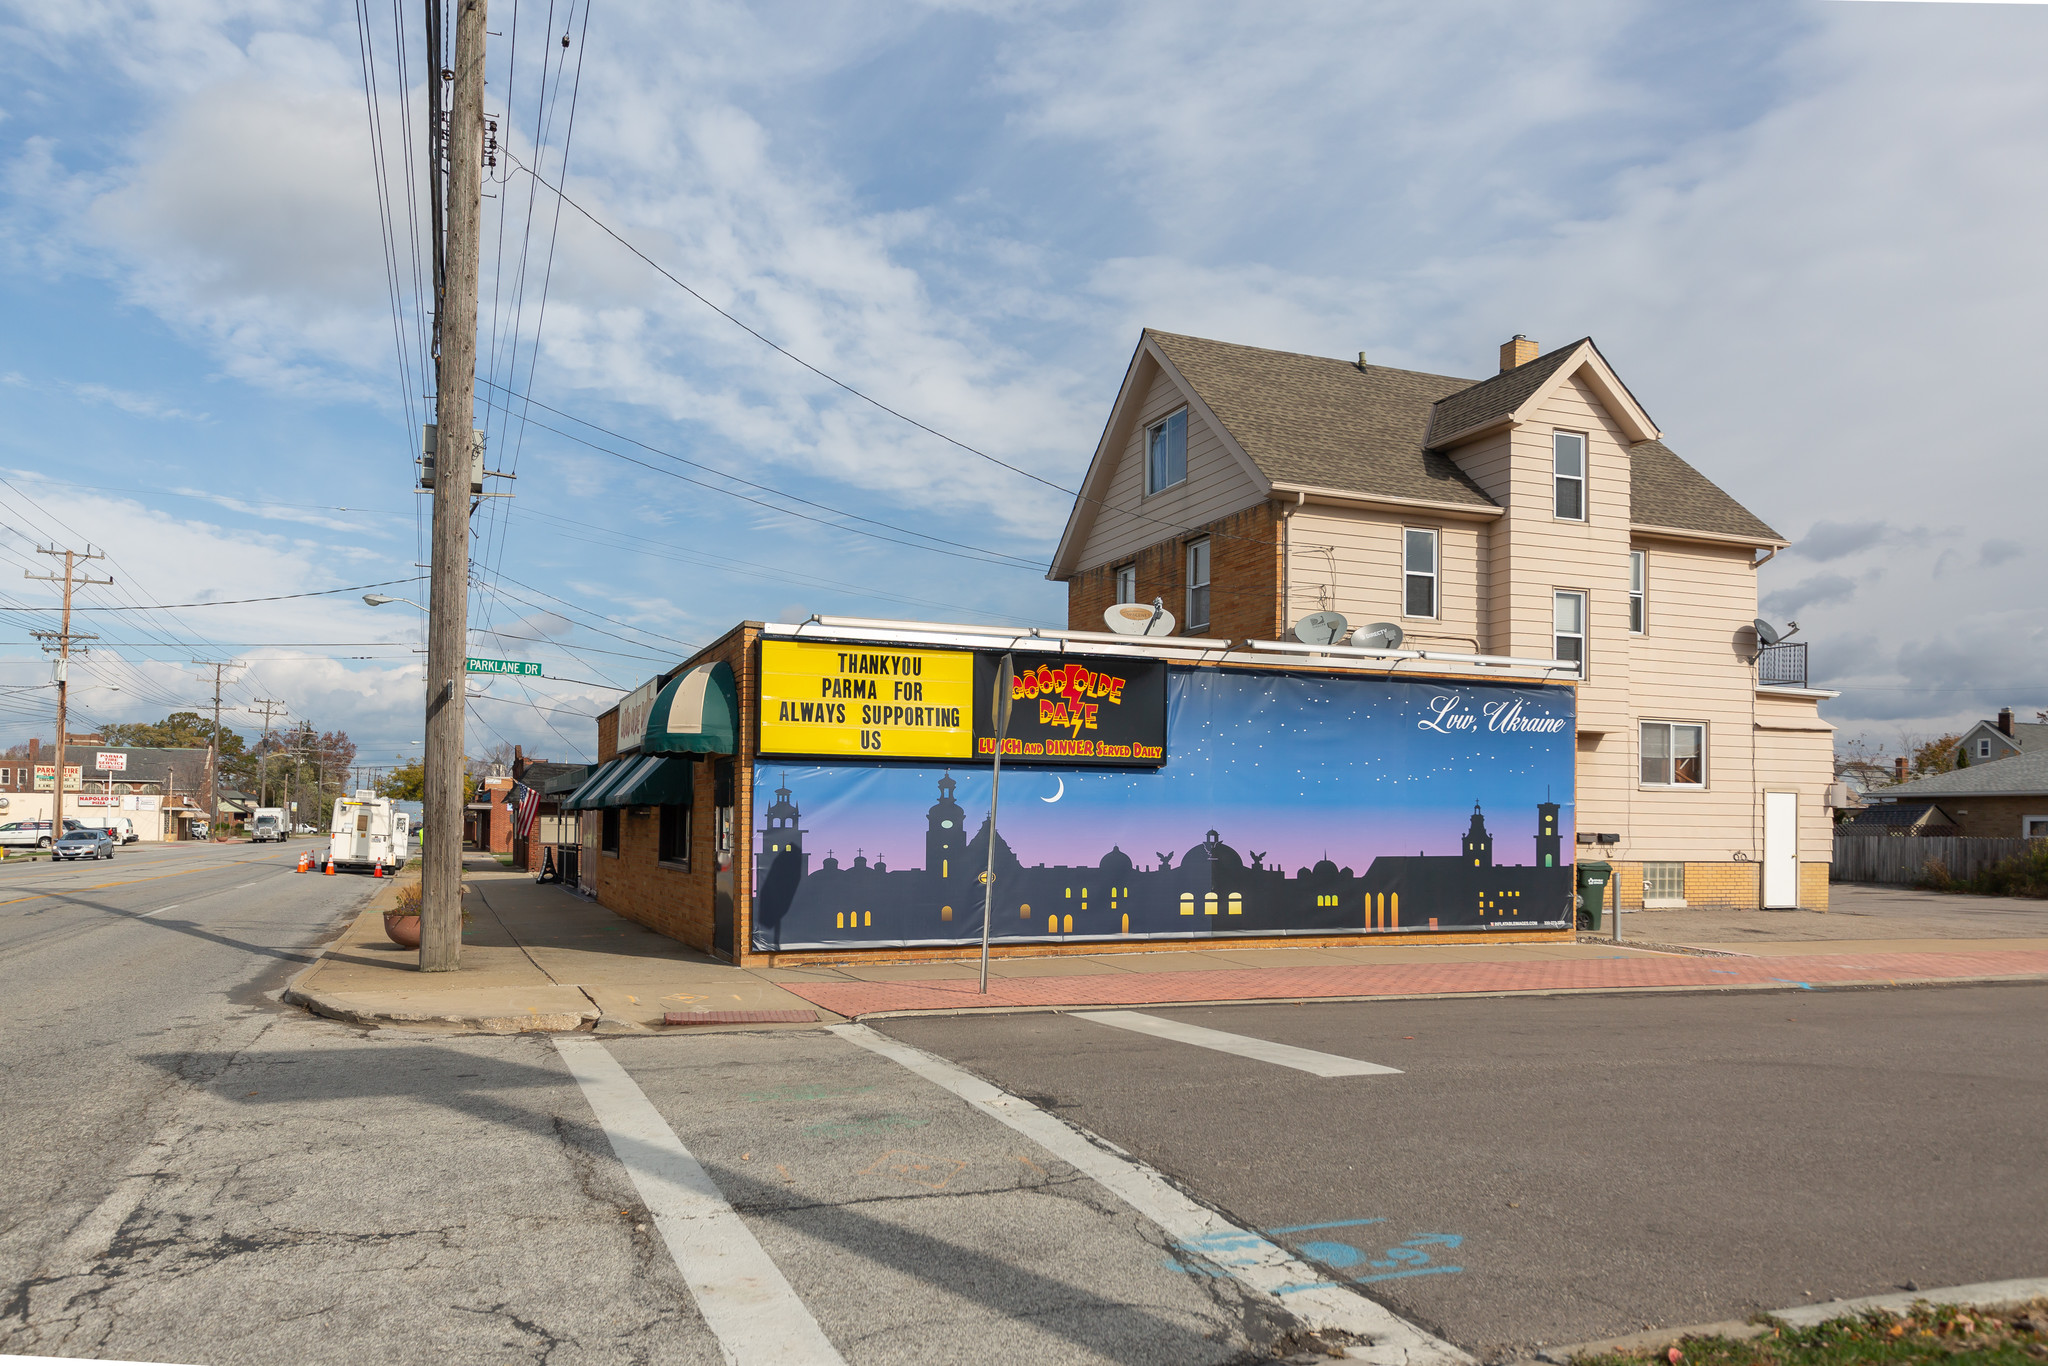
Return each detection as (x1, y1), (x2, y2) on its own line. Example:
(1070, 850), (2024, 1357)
(775, 948), (2048, 1019)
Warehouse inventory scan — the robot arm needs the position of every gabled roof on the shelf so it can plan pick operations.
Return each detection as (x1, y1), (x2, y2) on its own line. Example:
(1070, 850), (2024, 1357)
(1879, 748), (2048, 799)
(1049, 328), (1783, 577)
(1631, 439), (1783, 544)
(1837, 801), (1955, 829)
(58, 744), (212, 793)
(1960, 719), (2048, 754)
(1146, 330), (1494, 509)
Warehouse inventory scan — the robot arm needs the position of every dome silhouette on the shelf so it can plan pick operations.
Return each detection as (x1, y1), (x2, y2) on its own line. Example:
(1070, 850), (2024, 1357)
(1098, 845), (1134, 876)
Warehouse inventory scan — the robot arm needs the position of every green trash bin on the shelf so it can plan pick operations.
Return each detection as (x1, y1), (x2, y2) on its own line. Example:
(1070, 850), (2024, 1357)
(1576, 860), (1612, 931)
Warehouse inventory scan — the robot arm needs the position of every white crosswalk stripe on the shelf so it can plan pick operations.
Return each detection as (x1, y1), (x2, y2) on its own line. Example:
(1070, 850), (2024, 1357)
(1069, 1009), (1403, 1076)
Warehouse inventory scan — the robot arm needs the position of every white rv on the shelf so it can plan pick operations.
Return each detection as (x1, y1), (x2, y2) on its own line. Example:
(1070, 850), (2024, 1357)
(327, 792), (410, 874)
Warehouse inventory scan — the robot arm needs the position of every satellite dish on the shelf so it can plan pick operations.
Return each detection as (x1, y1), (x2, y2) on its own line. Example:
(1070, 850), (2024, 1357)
(1293, 610), (1349, 646)
(1753, 618), (1782, 647)
(1104, 599), (1177, 637)
(1354, 621), (1405, 650)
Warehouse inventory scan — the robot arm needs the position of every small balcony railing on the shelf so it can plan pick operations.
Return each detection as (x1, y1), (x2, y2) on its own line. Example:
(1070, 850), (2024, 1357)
(1758, 641), (1808, 688)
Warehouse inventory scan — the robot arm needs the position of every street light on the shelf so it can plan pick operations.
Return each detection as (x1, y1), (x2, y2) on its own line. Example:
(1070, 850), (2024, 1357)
(363, 593), (427, 611)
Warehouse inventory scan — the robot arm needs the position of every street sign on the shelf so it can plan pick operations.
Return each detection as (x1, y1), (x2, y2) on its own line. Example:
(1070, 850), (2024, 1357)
(465, 657), (541, 677)
(96, 752), (127, 771)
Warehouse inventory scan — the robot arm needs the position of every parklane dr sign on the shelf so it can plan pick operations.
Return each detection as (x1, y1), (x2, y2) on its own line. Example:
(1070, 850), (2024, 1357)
(465, 657), (541, 677)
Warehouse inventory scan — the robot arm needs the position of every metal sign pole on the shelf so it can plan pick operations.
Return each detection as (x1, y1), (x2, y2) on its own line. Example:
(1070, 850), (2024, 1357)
(978, 654), (1015, 994)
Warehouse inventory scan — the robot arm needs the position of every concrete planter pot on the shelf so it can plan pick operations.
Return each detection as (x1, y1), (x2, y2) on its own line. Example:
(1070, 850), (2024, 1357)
(383, 913), (423, 948)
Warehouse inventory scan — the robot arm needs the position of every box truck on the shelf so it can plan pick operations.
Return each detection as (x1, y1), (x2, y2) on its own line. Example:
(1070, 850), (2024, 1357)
(250, 808), (289, 842)
(327, 793), (410, 873)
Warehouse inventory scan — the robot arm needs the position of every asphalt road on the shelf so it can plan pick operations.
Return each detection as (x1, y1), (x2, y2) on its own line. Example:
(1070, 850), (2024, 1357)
(879, 985), (2048, 1358)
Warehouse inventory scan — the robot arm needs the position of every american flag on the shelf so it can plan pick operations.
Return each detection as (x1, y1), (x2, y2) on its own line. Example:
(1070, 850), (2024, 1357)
(509, 781), (541, 840)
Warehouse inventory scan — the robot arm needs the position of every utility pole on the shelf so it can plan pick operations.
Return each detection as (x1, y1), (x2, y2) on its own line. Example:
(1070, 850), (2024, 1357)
(422, 0), (487, 972)
(248, 699), (288, 807)
(27, 547), (111, 847)
(191, 660), (244, 838)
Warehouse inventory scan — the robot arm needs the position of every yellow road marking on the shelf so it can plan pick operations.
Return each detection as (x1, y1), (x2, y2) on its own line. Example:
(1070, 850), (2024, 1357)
(0, 852), (303, 907)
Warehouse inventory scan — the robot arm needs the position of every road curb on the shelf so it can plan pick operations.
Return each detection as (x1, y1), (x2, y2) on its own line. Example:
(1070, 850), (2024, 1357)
(1536, 1276), (2048, 1361)
(833, 971), (2048, 1021)
(281, 982), (599, 1034)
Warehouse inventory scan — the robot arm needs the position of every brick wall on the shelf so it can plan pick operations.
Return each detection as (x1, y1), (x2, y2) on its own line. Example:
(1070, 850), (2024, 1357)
(1925, 795), (2048, 838)
(1607, 859), (1829, 911)
(1065, 503), (1282, 642)
(589, 623), (758, 960)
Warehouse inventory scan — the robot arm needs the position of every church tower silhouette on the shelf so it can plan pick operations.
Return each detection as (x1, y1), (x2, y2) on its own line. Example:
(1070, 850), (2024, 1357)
(1462, 802), (1493, 868)
(926, 771), (966, 882)
(762, 775), (806, 880)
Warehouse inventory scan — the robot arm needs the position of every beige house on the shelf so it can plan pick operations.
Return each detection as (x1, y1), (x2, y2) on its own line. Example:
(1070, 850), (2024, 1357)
(1050, 330), (1837, 911)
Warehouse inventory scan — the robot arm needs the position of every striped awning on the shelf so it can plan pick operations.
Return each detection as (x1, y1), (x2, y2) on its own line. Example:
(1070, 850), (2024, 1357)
(561, 757), (629, 811)
(644, 661), (738, 756)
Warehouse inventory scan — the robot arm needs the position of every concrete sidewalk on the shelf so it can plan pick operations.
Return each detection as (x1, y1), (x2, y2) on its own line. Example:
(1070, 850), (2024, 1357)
(284, 860), (2048, 1032)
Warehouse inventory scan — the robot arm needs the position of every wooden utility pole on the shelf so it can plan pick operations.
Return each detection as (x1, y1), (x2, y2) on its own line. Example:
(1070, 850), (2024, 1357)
(248, 698), (288, 806)
(191, 660), (244, 838)
(27, 547), (110, 848)
(423, 0), (487, 971)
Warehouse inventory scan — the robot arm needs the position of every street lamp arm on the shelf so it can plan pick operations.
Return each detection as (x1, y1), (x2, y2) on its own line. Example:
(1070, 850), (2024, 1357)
(363, 594), (428, 611)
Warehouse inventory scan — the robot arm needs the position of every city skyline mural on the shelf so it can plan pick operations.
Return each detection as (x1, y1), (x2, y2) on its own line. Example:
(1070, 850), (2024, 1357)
(752, 666), (1577, 950)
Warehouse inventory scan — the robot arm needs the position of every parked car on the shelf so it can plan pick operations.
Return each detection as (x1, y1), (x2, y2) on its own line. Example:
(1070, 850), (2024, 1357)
(75, 815), (139, 845)
(0, 819), (84, 850)
(52, 826), (115, 861)
(294, 823), (318, 835)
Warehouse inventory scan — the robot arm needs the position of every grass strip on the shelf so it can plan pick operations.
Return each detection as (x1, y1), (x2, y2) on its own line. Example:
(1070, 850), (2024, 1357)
(1581, 1300), (2048, 1366)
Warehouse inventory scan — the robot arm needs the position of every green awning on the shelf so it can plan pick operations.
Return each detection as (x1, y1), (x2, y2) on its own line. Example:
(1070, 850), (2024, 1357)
(562, 758), (628, 811)
(608, 755), (696, 808)
(644, 661), (738, 755)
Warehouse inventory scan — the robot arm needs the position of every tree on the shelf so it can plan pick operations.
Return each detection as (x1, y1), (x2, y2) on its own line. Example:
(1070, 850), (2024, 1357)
(102, 712), (249, 757)
(1909, 733), (1962, 778)
(1833, 735), (1893, 790)
(378, 759), (426, 802)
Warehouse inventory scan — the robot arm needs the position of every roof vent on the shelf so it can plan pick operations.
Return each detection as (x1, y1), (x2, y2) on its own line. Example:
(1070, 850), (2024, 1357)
(1499, 335), (1538, 372)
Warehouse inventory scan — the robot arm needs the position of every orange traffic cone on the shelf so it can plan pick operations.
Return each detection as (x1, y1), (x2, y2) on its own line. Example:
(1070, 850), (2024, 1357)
(324, 860), (336, 876)
(372, 863), (384, 878)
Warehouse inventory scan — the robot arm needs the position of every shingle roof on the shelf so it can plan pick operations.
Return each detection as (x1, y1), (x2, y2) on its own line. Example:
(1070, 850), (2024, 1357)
(1878, 748), (2048, 798)
(59, 745), (211, 793)
(1423, 338), (1586, 443)
(1138, 331), (1779, 543)
(1145, 331), (1496, 509)
(1837, 801), (1955, 829)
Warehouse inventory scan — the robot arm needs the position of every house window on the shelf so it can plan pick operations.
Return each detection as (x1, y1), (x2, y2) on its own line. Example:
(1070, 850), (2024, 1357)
(1629, 550), (1646, 634)
(1146, 409), (1188, 494)
(1185, 538), (1211, 632)
(1403, 528), (1438, 619)
(1643, 861), (1685, 905)
(1553, 590), (1586, 672)
(658, 804), (690, 867)
(1114, 564), (1137, 605)
(1976, 738), (1992, 759)
(1553, 431), (1586, 521)
(600, 806), (620, 854)
(1641, 722), (1706, 787)
(2023, 816), (2048, 838)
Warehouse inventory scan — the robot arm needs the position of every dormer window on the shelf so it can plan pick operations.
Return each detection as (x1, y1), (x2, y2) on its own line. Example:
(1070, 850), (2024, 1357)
(1146, 409), (1188, 494)
(1977, 738), (1992, 759)
(1553, 431), (1586, 521)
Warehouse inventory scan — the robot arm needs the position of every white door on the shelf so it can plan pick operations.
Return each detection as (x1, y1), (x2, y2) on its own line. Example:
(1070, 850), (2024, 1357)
(1763, 790), (1799, 909)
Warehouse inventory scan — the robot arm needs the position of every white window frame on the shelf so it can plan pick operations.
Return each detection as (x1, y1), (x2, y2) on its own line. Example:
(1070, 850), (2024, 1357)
(1553, 431), (1587, 521)
(1114, 563), (1137, 605)
(1403, 527), (1438, 620)
(1629, 549), (1646, 634)
(2023, 816), (2048, 838)
(1640, 720), (1708, 788)
(1145, 408), (1189, 495)
(1553, 589), (1586, 674)
(1976, 737), (1992, 759)
(1185, 538), (1211, 632)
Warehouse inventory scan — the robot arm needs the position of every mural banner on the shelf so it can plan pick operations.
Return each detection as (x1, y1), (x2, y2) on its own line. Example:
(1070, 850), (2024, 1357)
(752, 666), (1575, 951)
(973, 651), (1167, 765)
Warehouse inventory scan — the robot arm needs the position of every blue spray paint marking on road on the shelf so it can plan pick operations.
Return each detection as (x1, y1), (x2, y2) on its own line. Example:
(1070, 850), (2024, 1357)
(1770, 978), (1814, 990)
(1166, 1220), (1463, 1291)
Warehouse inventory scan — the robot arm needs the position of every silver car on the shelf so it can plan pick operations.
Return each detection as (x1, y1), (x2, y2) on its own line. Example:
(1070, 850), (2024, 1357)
(52, 826), (115, 861)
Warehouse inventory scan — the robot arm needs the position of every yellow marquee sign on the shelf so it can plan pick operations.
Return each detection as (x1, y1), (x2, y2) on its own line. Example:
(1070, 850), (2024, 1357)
(760, 640), (973, 759)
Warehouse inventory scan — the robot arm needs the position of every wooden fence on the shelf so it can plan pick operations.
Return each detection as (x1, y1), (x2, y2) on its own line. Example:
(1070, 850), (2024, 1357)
(1831, 835), (2041, 885)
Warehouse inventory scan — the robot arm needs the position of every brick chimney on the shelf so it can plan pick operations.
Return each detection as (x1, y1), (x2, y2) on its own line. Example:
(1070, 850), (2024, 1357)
(1894, 756), (1909, 783)
(1499, 335), (1538, 372)
(1998, 707), (2014, 736)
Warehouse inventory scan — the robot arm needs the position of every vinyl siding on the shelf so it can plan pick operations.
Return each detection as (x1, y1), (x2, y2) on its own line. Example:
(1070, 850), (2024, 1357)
(1070, 356), (1266, 573)
(1283, 508), (1485, 651)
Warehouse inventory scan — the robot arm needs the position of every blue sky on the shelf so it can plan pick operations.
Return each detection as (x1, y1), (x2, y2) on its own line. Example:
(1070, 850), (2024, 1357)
(758, 670), (1575, 876)
(1, 0), (2043, 767)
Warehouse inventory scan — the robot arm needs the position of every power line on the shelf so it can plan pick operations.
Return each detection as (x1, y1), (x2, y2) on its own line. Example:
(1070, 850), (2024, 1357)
(0, 576), (425, 611)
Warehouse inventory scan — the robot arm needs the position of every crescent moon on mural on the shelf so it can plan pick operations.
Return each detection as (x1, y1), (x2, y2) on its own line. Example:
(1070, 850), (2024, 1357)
(1041, 777), (1065, 803)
